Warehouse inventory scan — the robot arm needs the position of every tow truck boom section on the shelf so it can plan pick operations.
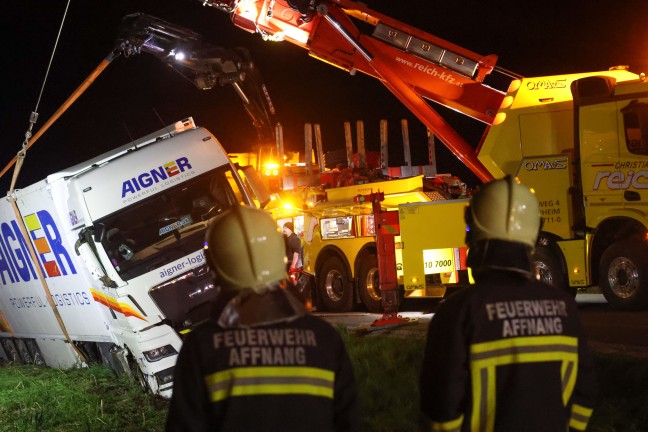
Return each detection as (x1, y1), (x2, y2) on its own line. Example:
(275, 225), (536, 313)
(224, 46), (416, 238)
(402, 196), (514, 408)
(116, 12), (276, 143)
(200, 0), (515, 181)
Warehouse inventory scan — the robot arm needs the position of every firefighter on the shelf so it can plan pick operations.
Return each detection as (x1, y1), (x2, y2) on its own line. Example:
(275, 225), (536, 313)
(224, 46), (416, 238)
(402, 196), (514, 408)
(166, 206), (360, 432)
(419, 176), (598, 432)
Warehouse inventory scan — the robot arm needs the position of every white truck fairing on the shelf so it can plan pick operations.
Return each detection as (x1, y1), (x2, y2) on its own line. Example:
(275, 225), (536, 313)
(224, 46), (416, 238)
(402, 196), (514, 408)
(0, 118), (253, 397)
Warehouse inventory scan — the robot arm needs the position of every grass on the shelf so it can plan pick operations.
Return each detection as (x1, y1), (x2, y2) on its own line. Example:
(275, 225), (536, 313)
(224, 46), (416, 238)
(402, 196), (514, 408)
(0, 363), (167, 432)
(1, 330), (647, 431)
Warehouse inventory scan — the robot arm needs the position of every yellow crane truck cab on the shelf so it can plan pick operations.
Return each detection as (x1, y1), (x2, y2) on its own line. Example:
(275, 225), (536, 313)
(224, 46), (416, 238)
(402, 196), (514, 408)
(479, 68), (648, 310)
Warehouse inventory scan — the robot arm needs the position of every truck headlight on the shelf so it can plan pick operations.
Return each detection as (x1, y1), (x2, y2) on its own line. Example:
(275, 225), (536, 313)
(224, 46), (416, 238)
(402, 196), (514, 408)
(143, 344), (178, 362)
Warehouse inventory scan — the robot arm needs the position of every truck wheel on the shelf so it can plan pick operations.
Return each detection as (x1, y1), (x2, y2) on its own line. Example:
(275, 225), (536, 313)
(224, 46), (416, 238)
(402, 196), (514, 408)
(1, 339), (23, 364)
(25, 339), (45, 365)
(14, 339), (34, 364)
(317, 256), (353, 312)
(599, 237), (648, 311)
(358, 254), (382, 313)
(533, 244), (572, 296)
(128, 355), (150, 393)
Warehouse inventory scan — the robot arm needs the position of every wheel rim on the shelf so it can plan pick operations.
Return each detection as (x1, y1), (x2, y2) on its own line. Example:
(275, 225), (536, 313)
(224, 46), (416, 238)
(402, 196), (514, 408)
(365, 267), (381, 301)
(325, 269), (345, 302)
(534, 261), (554, 287)
(607, 256), (640, 299)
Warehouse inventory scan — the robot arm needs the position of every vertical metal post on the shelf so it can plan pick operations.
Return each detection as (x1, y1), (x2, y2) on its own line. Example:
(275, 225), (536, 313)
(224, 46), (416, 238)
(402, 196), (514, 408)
(304, 123), (313, 175)
(401, 119), (412, 176)
(427, 128), (437, 175)
(344, 121), (354, 168)
(356, 120), (366, 169)
(380, 119), (388, 172)
(314, 124), (325, 173)
(275, 121), (284, 168)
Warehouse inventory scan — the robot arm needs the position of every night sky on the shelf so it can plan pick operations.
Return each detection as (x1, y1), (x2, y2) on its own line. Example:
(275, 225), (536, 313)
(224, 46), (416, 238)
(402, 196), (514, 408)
(3, 0), (648, 192)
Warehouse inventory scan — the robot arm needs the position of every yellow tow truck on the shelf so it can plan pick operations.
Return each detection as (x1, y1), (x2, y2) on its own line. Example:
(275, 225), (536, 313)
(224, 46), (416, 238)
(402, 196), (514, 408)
(268, 176), (471, 313)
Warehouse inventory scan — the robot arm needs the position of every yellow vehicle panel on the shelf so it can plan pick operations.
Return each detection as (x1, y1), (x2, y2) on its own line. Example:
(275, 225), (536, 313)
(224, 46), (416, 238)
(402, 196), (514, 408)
(398, 199), (470, 297)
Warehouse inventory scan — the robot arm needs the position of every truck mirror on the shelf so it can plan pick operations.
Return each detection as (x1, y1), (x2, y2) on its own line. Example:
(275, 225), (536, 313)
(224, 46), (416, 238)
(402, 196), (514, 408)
(75, 227), (118, 288)
(94, 223), (106, 242)
(240, 165), (271, 208)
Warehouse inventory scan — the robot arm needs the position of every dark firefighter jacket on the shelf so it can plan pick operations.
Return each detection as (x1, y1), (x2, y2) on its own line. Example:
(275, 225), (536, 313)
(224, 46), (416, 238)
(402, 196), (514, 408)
(420, 271), (598, 432)
(166, 306), (360, 431)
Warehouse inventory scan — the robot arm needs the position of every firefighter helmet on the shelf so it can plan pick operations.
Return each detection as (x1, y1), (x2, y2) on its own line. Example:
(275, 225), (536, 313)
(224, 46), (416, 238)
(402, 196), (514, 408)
(205, 206), (286, 292)
(465, 175), (540, 248)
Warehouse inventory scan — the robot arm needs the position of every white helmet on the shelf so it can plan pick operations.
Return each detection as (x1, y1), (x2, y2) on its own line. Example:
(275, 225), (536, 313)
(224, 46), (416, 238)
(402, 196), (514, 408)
(465, 175), (540, 249)
(205, 206), (286, 293)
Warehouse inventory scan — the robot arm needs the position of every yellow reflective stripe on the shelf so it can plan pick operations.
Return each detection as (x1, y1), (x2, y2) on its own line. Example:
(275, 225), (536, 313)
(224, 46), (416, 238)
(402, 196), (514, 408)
(204, 366), (335, 402)
(469, 335), (579, 432)
(561, 358), (577, 405)
(569, 404), (593, 431)
(431, 415), (463, 432)
(471, 335), (578, 356)
(471, 366), (497, 432)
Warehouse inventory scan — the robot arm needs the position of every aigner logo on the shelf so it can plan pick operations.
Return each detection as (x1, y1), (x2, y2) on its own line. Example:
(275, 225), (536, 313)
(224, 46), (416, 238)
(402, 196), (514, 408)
(121, 157), (192, 198)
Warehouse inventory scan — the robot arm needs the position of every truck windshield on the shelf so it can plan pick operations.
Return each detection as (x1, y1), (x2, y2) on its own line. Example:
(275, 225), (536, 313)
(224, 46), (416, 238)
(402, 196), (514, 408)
(98, 166), (242, 281)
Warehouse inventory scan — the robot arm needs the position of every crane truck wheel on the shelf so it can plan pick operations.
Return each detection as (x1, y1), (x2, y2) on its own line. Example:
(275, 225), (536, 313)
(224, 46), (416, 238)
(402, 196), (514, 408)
(317, 256), (353, 313)
(599, 237), (648, 311)
(533, 243), (572, 296)
(358, 254), (382, 313)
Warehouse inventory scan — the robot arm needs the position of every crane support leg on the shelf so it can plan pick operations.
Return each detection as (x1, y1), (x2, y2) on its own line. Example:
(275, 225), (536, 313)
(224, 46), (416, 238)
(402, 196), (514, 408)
(356, 193), (417, 329)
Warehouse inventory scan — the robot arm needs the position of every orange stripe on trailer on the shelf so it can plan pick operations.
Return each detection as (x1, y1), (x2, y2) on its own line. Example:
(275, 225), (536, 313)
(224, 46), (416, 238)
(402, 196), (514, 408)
(90, 289), (147, 321)
(0, 309), (14, 335)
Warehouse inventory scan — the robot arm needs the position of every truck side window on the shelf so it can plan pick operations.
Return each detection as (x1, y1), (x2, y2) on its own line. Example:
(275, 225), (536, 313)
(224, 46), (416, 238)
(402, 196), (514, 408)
(321, 216), (355, 239)
(622, 100), (648, 155)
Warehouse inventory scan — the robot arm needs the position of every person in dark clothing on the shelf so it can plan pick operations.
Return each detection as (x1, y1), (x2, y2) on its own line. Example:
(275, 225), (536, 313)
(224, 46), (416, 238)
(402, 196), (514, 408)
(419, 176), (598, 432)
(283, 221), (303, 274)
(283, 220), (312, 310)
(166, 206), (359, 432)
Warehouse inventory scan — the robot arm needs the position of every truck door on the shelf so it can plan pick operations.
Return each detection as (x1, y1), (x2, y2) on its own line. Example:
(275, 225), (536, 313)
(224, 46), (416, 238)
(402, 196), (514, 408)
(617, 100), (648, 207)
(579, 100), (623, 222)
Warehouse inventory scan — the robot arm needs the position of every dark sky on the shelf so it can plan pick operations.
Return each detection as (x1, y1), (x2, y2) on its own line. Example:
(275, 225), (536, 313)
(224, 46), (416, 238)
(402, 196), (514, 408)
(3, 0), (648, 191)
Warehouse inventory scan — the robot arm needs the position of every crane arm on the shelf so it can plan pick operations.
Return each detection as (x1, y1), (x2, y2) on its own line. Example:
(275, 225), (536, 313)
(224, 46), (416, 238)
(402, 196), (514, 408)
(199, 0), (518, 181)
(115, 13), (277, 144)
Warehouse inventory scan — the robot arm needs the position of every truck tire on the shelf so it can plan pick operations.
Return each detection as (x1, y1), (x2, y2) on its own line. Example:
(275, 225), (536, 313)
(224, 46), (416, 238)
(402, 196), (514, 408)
(358, 254), (382, 313)
(599, 237), (648, 311)
(532, 244), (572, 296)
(317, 256), (353, 312)
(14, 339), (34, 364)
(25, 339), (45, 365)
(0, 339), (22, 364)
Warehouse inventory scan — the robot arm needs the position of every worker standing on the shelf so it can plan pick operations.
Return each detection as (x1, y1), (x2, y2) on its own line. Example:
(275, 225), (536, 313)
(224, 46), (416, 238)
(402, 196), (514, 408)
(166, 206), (359, 432)
(283, 221), (303, 277)
(283, 220), (312, 309)
(419, 176), (598, 432)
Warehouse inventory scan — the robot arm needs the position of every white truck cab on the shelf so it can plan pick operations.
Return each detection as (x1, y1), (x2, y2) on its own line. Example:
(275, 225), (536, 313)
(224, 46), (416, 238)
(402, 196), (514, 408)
(0, 117), (257, 397)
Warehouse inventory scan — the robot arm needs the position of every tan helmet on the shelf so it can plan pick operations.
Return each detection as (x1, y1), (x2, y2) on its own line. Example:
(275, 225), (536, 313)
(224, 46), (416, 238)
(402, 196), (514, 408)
(205, 206), (286, 292)
(465, 175), (540, 248)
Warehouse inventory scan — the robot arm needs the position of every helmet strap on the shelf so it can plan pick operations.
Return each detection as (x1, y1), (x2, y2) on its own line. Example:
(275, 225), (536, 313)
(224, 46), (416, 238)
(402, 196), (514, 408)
(217, 284), (307, 328)
(467, 239), (534, 280)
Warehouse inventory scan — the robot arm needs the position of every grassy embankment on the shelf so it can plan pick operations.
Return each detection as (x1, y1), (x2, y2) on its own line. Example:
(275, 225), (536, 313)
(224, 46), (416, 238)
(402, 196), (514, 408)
(0, 329), (647, 431)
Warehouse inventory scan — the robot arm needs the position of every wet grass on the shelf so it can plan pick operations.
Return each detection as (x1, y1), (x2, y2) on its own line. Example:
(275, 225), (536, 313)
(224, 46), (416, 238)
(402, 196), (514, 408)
(340, 329), (648, 431)
(1, 332), (646, 431)
(0, 363), (167, 431)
